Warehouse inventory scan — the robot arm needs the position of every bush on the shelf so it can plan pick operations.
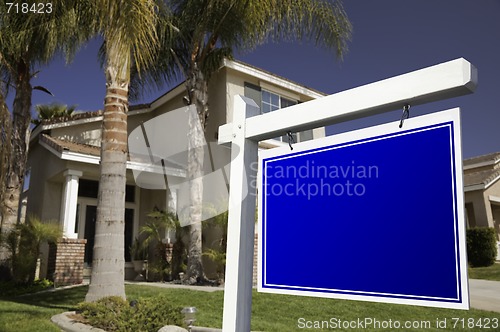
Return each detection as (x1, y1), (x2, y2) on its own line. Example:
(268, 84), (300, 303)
(1, 214), (62, 283)
(78, 295), (185, 332)
(0, 279), (53, 297)
(467, 228), (498, 267)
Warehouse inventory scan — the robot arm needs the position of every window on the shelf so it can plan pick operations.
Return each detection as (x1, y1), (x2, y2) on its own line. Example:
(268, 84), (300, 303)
(261, 90), (281, 113)
(261, 90), (315, 142)
(261, 90), (296, 114)
(243, 83), (315, 143)
(23, 168), (31, 192)
(78, 179), (135, 203)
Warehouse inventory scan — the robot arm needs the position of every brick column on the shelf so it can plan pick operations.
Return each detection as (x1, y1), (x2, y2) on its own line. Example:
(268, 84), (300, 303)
(47, 238), (87, 286)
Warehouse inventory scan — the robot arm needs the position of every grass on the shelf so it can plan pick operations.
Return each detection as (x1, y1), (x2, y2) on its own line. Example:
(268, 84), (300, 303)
(1, 284), (500, 331)
(0, 285), (87, 332)
(469, 262), (500, 281)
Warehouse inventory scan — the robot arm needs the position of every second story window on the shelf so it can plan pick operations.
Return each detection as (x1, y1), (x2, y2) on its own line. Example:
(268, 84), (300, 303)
(244, 82), (314, 143)
(261, 90), (297, 114)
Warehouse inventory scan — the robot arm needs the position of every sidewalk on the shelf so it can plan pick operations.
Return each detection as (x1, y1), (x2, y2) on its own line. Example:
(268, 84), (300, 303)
(469, 279), (500, 313)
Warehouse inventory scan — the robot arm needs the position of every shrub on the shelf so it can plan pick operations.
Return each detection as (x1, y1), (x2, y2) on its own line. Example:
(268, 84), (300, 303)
(78, 295), (185, 332)
(2, 214), (62, 283)
(467, 228), (498, 267)
(0, 279), (53, 297)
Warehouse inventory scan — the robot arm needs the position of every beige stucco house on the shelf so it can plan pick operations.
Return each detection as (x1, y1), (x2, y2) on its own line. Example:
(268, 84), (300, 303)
(464, 152), (500, 259)
(24, 59), (326, 280)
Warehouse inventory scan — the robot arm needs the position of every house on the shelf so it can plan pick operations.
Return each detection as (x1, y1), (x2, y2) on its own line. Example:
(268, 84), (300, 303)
(23, 59), (327, 282)
(464, 152), (500, 260)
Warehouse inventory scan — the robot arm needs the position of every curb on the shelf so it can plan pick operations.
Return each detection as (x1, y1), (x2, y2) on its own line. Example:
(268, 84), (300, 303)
(51, 312), (106, 332)
(51, 312), (222, 332)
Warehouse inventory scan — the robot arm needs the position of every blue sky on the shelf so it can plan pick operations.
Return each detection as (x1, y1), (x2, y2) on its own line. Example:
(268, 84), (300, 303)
(14, 0), (500, 159)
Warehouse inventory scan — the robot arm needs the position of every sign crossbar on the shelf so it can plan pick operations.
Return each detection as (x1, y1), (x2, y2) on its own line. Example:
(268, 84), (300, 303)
(219, 58), (477, 145)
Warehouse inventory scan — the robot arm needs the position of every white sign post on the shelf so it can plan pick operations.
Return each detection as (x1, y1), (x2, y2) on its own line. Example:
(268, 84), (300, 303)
(219, 58), (477, 332)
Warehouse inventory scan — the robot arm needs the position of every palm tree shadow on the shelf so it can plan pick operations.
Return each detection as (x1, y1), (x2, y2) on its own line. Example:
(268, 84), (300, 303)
(3, 285), (88, 311)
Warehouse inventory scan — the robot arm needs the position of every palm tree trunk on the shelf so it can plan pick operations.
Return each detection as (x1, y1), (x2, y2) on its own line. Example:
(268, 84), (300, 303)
(1, 63), (32, 262)
(185, 64), (208, 284)
(0, 93), (11, 226)
(85, 59), (129, 302)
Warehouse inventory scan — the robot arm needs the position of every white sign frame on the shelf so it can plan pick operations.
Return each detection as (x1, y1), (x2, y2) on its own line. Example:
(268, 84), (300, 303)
(258, 108), (469, 310)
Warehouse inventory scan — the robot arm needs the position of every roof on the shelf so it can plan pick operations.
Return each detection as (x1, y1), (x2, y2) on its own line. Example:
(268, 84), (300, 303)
(40, 134), (100, 156)
(464, 168), (500, 188)
(37, 110), (103, 126)
(463, 151), (500, 167)
(39, 134), (186, 175)
(226, 59), (327, 97)
(463, 151), (500, 190)
(33, 59), (325, 129)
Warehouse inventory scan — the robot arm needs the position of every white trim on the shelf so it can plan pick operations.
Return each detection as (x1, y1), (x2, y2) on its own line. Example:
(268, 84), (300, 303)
(39, 140), (64, 159)
(60, 169), (82, 239)
(127, 160), (186, 178)
(61, 151), (101, 165)
(128, 106), (152, 116)
(259, 82), (300, 101)
(464, 184), (485, 192)
(224, 59), (325, 100)
(489, 195), (500, 204)
(463, 159), (496, 170)
(485, 173), (500, 189)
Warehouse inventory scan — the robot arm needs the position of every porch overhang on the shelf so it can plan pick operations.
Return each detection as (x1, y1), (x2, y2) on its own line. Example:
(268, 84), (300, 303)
(39, 134), (186, 178)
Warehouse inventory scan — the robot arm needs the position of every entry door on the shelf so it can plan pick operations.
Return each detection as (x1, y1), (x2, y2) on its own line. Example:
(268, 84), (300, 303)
(83, 206), (135, 264)
(84, 205), (97, 264)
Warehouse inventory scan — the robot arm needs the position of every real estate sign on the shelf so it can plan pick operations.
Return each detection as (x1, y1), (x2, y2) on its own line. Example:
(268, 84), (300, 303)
(258, 108), (469, 309)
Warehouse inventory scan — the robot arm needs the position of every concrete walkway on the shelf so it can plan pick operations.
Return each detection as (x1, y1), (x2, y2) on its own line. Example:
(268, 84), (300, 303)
(469, 279), (500, 312)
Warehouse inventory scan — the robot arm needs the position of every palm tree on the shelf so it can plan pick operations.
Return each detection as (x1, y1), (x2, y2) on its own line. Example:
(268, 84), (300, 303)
(84, 0), (162, 302)
(0, 1), (90, 262)
(0, 92), (11, 235)
(147, 0), (352, 284)
(32, 102), (77, 125)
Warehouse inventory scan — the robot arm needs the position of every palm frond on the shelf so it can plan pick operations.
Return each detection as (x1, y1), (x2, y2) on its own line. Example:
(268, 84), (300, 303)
(33, 86), (54, 96)
(239, 0), (352, 58)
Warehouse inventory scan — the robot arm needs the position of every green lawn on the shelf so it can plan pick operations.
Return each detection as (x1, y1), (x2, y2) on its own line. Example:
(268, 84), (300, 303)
(0, 285), (87, 332)
(469, 263), (500, 281)
(1, 284), (500, 332)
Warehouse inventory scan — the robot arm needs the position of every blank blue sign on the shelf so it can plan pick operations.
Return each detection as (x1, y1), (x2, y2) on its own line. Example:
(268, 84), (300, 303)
(258, 108), (468, 309)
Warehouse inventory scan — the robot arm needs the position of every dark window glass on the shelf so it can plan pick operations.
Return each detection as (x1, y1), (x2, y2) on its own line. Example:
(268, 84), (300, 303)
(78, 179), (99, 198)
(125, 185), (135, 203)
(78, 179), (135, 202)
(124, 208), (134, 262)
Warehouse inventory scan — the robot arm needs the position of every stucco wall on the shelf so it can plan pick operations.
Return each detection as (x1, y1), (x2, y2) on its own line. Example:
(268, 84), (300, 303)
(465, 190), (494, 228)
